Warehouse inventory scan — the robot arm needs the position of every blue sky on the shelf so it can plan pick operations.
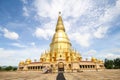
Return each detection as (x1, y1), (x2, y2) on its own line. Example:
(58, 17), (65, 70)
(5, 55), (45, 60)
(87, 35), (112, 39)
(0, 0), (120, 66)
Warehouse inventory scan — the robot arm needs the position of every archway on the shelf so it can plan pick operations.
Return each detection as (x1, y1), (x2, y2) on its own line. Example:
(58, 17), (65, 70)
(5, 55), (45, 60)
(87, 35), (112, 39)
(58, 62), (64, 72)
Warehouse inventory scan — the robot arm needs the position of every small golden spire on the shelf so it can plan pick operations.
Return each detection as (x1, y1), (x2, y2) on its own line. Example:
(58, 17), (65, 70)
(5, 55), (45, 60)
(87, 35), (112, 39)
(55, 12), (65, 32)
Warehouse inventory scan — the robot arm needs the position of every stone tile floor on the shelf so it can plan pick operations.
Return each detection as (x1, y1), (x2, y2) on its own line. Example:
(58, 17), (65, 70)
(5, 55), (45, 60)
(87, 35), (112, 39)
(0, 69), (120, 80)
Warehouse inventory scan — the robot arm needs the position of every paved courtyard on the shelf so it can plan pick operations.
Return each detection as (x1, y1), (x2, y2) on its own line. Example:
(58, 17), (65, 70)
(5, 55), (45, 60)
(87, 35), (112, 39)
(0, 69), (120, 80)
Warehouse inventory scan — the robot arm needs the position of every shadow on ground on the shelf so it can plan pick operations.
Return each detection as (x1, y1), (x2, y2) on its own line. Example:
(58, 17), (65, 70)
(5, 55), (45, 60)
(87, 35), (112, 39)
(56, 72), (66, 80)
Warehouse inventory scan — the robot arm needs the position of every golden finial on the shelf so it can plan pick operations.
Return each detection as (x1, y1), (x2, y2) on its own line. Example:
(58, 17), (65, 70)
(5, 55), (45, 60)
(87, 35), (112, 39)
(59, 11), (61, 15)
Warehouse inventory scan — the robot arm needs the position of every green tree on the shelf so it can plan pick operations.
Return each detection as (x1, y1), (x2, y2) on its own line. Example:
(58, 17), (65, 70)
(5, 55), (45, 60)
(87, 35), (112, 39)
(5, 66), (13, 71)
(114, 58), (120, 69)
(13, 67), (17, 71)
(104, 59), (114, 69)
(0, 66), (2, 71)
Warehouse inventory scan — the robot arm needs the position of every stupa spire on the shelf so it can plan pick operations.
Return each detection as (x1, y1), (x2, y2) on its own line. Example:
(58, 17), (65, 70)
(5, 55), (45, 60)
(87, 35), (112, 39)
(55, 12), (65, 32)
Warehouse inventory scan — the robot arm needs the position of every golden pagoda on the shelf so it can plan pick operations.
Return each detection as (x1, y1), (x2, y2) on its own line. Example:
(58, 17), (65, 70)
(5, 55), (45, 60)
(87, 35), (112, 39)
(18, 12), (104, 72)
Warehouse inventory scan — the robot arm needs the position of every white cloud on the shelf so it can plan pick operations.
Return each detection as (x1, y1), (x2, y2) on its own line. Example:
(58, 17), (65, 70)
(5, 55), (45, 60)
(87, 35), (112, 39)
(2, 28), (19, 40)
(11, 43), (26, 48)
(87, 49), (97, 54)
(23, 6), (29, 16)
(30, 42), (35, 47)
(0, 47), (45, 66)
(99, 0), (120, 23)
(64, 21), (71, 32)
(35, 28), (46, 39)
(94, 26), (108, 38)
(82, 48), (120, 60)
(34, 21), (55, 40)
(69, 32), (91, 47)
(82, 49), (97, 60)
(95, 48), (120, 59)
(31, 42), (35, 46)
(105, 53), (120, 59)
(33, 0), (92, 19)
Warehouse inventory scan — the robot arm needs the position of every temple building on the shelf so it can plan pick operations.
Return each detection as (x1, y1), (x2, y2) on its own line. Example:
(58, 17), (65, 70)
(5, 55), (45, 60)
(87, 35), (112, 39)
(18, 13), (104, 72)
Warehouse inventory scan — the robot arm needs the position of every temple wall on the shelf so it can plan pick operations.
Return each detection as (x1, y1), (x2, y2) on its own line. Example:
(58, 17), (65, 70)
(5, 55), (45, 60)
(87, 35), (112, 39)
(18, 61), (104, 72)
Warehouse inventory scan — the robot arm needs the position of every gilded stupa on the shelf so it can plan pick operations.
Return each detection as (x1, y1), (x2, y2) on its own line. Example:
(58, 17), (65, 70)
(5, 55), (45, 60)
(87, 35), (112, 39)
(18, 12), (104, 72)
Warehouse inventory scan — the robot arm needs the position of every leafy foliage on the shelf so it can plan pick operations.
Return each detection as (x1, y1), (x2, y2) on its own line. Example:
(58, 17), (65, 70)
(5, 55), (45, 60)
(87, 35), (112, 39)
(113, 58), (120, 69)
(0, 66), (17, 71)
(104, 58), (120, 69)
